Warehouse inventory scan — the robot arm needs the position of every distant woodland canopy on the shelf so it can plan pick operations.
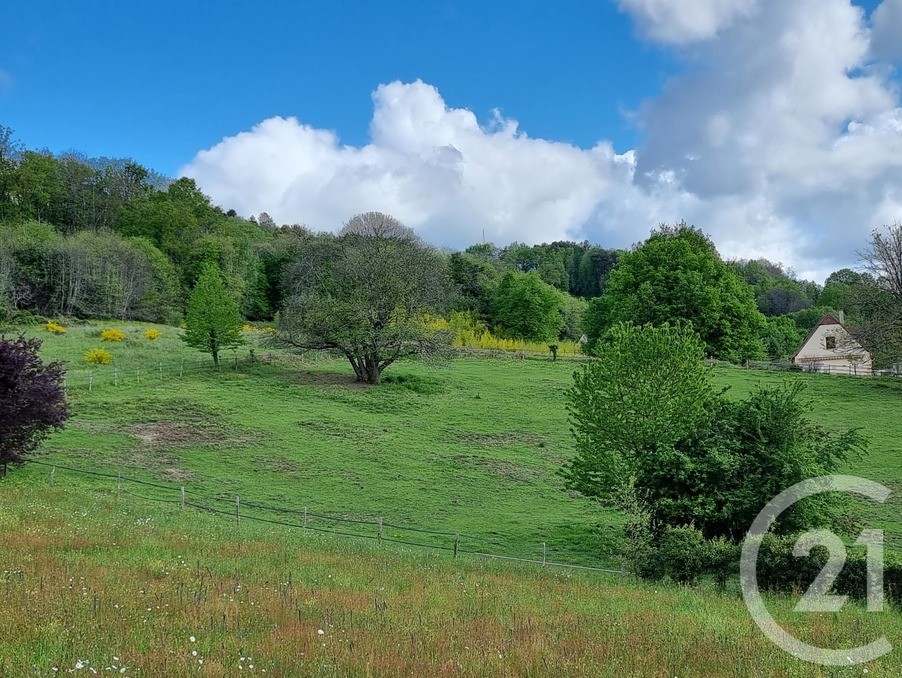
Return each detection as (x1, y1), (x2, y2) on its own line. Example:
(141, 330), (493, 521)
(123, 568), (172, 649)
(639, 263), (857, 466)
(1, 125), (895, 365)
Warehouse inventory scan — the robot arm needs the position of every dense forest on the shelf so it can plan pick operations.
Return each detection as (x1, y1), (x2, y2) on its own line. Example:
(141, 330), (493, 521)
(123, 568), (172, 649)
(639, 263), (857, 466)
(0, 125), (891, 364)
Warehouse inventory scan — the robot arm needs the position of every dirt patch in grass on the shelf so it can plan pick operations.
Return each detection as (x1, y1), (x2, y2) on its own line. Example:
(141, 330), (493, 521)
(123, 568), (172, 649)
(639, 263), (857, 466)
(253, 456), (305, 473)
(121, 400), (258, 451)
(161, 467), (196, 483)
(457, 431), (546, 447)
(126, 421), (221, 448)
(447, 454), (540, 483)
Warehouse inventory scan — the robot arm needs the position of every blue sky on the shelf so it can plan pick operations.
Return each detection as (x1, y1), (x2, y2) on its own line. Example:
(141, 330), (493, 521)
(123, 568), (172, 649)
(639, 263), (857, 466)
(2, 1), (901, 281)
(2, 0), (675, 175)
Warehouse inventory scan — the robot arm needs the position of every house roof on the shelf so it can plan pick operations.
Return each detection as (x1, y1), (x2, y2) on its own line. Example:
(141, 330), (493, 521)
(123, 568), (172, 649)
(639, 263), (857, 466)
(815, 313), (841, 327)
(791, 313), (850, 361)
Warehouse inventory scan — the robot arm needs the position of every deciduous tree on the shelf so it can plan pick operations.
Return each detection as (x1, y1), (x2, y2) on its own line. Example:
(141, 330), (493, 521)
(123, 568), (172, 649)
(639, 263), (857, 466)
(593, 223), (765, 362)
(493, 271), (564, 341)
(0, 336), (69, 476)
(276, 213), (452, 384)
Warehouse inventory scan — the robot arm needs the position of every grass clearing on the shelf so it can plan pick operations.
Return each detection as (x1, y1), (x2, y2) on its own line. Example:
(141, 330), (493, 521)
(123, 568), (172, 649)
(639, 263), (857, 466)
(0, 484), (898, 676)
(1, 322), (901, 673)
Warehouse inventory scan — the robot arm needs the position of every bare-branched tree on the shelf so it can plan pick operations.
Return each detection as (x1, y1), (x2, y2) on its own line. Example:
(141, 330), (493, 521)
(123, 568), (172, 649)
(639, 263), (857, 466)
(849, 222), (902, 368)
(861, 221), (902, 297)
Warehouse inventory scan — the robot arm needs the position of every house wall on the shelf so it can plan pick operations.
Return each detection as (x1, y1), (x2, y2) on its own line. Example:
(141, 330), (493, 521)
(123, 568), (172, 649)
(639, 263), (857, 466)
(793, 322), (872, 374)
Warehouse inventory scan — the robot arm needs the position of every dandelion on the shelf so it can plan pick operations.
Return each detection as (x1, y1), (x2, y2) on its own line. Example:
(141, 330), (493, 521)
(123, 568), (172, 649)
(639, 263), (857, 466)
(317, 629), (325, 635)
(191, 650), (197, 657)
(190, 636), (196, 643)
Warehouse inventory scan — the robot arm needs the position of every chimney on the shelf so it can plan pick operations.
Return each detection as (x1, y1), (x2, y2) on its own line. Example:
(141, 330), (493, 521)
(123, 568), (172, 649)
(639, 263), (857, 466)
(838, 310), (845, 325)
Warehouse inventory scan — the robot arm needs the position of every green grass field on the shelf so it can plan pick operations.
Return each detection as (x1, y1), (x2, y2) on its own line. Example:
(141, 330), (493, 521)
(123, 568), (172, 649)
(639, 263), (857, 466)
(1, 322), (900, 674)
(7, 320), (902, 562)
(1, 484), (899, 676)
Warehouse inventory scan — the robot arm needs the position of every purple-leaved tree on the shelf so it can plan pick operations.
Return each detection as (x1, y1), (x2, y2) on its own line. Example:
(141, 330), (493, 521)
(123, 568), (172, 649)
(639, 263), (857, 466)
(0, 336), (69, 476)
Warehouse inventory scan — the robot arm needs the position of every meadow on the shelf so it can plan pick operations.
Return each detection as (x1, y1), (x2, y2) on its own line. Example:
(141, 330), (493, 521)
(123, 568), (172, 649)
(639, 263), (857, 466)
(1, 321), (901, 674)
(0, 483), (899, 676)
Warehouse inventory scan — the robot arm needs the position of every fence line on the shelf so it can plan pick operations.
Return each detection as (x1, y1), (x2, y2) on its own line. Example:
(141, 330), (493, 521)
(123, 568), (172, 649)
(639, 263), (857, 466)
(62, 354), (260, 392)
(25, 459), (625, 576)
(706, 357), (902, 378)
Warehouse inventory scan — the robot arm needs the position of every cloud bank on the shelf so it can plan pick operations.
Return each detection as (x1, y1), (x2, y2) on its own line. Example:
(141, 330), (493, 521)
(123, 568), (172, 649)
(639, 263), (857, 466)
(182, 0), (902, 282)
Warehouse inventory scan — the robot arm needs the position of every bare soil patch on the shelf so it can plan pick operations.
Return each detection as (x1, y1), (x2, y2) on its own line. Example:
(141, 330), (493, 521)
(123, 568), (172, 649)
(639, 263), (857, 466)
(457, 431), (546, 447)
(447, 454), (540, 483)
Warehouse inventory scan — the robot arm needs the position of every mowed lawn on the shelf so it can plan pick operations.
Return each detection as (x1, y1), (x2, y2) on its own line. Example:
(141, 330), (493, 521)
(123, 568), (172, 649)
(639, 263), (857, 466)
(7, 321), (902, 564)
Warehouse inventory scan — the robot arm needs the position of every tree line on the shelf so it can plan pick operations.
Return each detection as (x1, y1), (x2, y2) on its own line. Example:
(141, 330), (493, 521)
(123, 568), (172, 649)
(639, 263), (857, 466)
(2, 125), (900, 371)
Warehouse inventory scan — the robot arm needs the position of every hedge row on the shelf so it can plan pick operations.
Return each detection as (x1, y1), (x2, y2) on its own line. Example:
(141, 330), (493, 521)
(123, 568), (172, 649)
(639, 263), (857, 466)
(638, 526), (901, 605)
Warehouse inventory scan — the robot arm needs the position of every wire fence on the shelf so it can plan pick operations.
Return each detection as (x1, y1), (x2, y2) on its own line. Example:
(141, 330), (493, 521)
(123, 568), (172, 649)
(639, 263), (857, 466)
(62, 354), (269, 392)
(26, 459), (625, 576)
(707, 358), (902, 378)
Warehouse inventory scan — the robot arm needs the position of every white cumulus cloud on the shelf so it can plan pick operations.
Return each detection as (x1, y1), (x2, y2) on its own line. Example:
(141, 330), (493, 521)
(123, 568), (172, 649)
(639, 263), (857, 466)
(182, 0), (902, 283)
(616, 0), (760, 44)
(872, 0), (902, 62)
(183, 80), (633, 248)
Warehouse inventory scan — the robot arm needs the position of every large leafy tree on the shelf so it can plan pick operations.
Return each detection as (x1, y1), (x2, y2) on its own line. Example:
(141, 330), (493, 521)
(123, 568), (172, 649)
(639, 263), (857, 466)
(181, 262), (244, 366)
(759, 315), (805, 361)
(563, 322), (867, 540)
(594, 223), (765, 362)
(0, 336), (69, 476)
(493, 271), (564, 341)
(449, 251), (499, 319)
(562, 322), (718, 506)
(276, 212), (453, 384)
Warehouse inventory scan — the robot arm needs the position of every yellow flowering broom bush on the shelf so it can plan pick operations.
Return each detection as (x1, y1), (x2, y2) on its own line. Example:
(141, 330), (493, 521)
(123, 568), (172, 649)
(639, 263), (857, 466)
(45, 321), (67, 335)
(84, 348), (113, 365)
(100, 329), (126, 342)
(144, 328), (162, 341)
(423, 311), (582, 356)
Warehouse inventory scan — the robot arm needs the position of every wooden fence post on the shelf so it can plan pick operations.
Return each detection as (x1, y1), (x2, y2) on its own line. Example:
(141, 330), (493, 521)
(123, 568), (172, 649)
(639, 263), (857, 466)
(378, 517), (383, 544)
(50, 466), (55, 486)
(543, 542), (547, 566)
(303, 507), (308, 535)
(180, 487), (185, 510)
(454, 534), (460, 558)
(235, 496), (240, 524)
(88, 374), (93, 392)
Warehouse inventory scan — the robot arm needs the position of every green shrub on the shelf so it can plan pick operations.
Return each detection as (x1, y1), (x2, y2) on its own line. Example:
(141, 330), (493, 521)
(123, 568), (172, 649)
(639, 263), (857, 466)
(100, 328), (126, 342)
(644, 525), (711, 585)
(635, 527), (739, 588)
(752, 533), (901, 605)
(84, 348), (113, 365)
(707, 537), (741, 589)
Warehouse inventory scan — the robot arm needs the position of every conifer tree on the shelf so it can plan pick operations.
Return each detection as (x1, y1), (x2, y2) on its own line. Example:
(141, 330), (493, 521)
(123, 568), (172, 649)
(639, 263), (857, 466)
(182, 262), (243, 366)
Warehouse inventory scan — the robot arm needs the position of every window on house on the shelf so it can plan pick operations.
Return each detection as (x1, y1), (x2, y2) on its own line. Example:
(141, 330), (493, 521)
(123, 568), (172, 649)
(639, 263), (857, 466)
(825, 336), (836, 349)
